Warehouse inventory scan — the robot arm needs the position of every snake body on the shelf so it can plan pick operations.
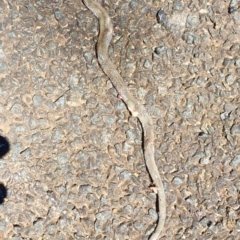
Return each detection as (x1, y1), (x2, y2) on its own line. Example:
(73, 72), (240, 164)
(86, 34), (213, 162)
(82, 1), (166, 239)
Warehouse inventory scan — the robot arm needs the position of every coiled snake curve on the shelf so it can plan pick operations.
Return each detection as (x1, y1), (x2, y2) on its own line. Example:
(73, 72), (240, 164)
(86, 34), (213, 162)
(82, 1), (166, 239)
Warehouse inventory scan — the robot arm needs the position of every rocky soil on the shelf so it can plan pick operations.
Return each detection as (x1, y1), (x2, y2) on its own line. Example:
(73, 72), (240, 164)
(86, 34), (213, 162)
(0, 0), (239, 239)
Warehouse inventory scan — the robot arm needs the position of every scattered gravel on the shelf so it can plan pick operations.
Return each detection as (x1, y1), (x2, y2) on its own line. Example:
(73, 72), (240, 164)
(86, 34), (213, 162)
(0, 0), (239, 239)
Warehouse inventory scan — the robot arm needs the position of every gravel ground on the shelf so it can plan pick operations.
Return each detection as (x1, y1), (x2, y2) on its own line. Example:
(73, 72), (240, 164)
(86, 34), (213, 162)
(0, 0), (240, 239)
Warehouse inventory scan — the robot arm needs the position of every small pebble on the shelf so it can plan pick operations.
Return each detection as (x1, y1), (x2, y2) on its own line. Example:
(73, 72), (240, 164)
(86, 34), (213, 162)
(228, 6), (236, 14)
(154, 46), (165, 54)
(231, 123), (240, 135)
(156, 9), (167, 24)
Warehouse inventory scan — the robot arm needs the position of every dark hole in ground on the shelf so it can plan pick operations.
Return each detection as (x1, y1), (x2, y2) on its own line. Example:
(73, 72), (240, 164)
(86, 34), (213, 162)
(0, 136), (10, 158)
(0, 183), (7, 204)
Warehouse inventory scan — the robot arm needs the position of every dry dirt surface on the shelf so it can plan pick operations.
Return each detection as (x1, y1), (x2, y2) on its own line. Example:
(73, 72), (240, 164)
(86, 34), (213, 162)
(0, 0), (240, 239)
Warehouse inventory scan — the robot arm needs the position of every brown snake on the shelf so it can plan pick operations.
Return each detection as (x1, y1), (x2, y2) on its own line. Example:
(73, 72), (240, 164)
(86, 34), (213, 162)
(82, 0), (166, 239)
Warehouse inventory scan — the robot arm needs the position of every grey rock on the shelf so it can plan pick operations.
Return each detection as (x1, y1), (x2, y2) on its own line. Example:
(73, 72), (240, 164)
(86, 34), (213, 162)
(231, 123), (240, 135)
(96, 210), (112, 221)
(183, 32), (199, 44)
(114, 143), (122, 155)
(225, 74), (235, 85)
(57, 150), (69, 164)
(235, 57), (240, 66)
(9, 11), (19, 20)
(118, 222), (128, 234)
(20, 148), (31, 158)
(143, 60), (152, 69)
(53, 8), (64, 21)
(52, 128), (63, 142)
(185, 196), (197, 205)
(11, 124), (26, 133)
(33, 95), (42, 107)
(0, 62), (8, 72)
(123, 141), (133, 152)
(230, 43), (239, 51)
(220, 112), (229, 120)
(93, 76), (101, 85)
(55, 96), (65, 107)
(120, 170), (132, 180)
(193, 151), (205, 159)
(91, 113), (101, 125)
(83, 52), (93, 63)
(188, 65), (198, 74)
(186, 15), (198, 27)
(11, 142), (22, 161)
(11, 104), (23, 114)
(133, 220), (145, 231)
(100, 130), (112, 147)
(154, 46), (165, 55)
(208, 27), (217, 38)
(0, 47), (6, 59)
(233, 11), (240, 24)
(129, 0), (138, 9)
(149, 208), (158, 221)
(46, 41), (57, 50)
(123, 205), (133, 215)
(230, 155), (240, 167)
(137, 87), (147, 98)
(0, 219), (6, 231)
(223, 58), (233, 67)
(103, 115), (116, 125)
(156, 9), (167, 25)
(79, 185), (92, 197)
(69, 74), (79, 85)
(199, 157), (210, 164)
(126, 129), (138, 142)
(173, 0), (184, 11)
(236, 107), (240, 116)
(172, 176), (184, 185)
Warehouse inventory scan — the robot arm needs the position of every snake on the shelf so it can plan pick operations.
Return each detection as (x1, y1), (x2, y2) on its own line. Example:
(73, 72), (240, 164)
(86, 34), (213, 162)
(82, 1), (166, 239)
